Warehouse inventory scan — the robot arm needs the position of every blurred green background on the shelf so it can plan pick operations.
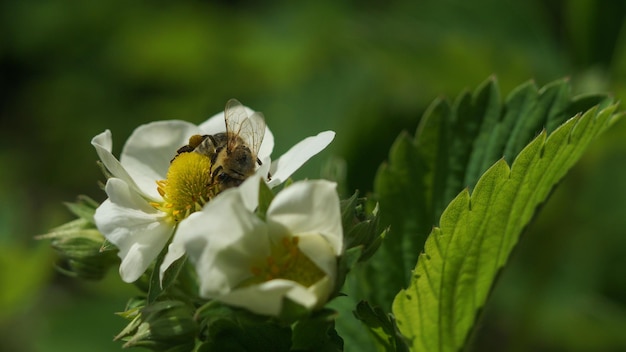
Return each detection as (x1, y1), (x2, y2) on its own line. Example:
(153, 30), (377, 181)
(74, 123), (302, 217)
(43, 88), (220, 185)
(2, 0), (626, 351)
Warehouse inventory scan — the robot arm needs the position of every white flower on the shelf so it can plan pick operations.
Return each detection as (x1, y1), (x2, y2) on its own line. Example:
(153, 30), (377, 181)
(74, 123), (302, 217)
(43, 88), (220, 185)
(92, 104), (335, 283)
(180, 180), (343, 316)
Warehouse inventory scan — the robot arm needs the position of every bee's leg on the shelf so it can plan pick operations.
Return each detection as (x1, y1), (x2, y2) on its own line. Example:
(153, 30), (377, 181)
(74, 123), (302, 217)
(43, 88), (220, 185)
(171, 145), (194, 162)
(176, 145), (195, 154)
(256, 157), (263, 166)
(266, 172), (272, 181)
(211, 165), (223, 182)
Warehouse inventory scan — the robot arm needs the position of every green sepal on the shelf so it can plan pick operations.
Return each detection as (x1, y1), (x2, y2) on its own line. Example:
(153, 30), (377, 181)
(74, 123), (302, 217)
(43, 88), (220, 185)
(50, 230), (118, 280)
(119, 296), (147, 317)
(96, 160), (114, 180)
(99, 238), (117, 252)
(63, 195), (99, 224)
(276, 296), (311, 324)
(291, 308), (344, 352)
(340, 191), (386, 263)
(147, 244), (188, 304)
(333, 246), (363, 299)
(256, 177), (275, 221)
(147, 246), (169, 303)
(194, 301), (292, 352)
(162, 256), (189, 296)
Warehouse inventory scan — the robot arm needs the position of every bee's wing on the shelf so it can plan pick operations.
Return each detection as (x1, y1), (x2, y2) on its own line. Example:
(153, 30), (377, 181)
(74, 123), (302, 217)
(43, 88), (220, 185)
(224, 99), (266, 156)
(224, 99), (248, 133)
(241, 111), (266, 157)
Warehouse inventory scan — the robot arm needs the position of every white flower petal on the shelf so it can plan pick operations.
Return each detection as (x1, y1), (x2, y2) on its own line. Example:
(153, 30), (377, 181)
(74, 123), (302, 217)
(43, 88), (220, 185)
(218, 279), (315, 316)
(267, 180), (343, 255)
(284, 282), (320, 310)
(120, 120), (202, 199)
(237, 174), (263, 212)
(158, 241), (185, 286)
(257, 127), (274, 161)
(95, 178), (173, 282)
(257, 155), (272, 180)
(179, 190), (269, 297)
(91, 131), (144, 197)
(297, 234), (337, 281)
(116, 226), (172, 283)
(268, 131), (335, 187)
(301, 276), (333, 310)
(184, 180), (342, 316)
(101, 177), (160, 215)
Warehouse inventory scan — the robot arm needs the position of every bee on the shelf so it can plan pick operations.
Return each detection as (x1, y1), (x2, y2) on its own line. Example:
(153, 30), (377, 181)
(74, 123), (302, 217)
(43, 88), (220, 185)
(173, 99), (266, 194)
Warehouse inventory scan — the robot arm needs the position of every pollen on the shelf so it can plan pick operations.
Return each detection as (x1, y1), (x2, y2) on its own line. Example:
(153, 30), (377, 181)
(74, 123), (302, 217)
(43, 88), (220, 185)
(153, 152), (215, 223)
(247, 236), (325, 287)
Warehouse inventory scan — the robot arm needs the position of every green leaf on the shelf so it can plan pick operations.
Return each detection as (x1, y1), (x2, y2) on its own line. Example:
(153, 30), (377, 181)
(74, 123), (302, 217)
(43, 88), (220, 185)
(327, 295), (376, 352)
(392, 103), (623, 352)
(354, 301), (407, 352)
(364, 77), (614, 309)
(291, 309), (344, 352)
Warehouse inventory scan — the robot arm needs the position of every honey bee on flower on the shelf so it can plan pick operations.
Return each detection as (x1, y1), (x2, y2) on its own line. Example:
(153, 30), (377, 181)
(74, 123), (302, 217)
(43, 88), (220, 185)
(172, 99), (267, 195)
(90, 100), (335, 283)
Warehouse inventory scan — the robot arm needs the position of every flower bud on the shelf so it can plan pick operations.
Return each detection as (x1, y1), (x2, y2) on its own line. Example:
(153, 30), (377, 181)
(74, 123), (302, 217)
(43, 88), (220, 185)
(115, 300), (197, 351)
(38, 219), (118, 280)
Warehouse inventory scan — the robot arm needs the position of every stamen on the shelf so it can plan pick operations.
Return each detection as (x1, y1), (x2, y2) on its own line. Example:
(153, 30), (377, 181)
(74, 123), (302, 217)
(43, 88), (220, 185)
(151, 153), (214, 223)
(246, 235), (326, 288)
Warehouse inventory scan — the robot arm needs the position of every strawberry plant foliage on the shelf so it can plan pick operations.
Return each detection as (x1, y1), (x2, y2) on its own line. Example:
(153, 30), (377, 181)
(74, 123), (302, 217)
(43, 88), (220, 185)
(364, 77), (614, 309)
(345, 77), (622, 351)
(391, 97), (622, 351)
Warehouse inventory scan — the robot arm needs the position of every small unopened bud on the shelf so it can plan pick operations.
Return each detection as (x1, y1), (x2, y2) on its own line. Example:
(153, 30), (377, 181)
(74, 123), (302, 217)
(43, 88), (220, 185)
(37, 221), (117, 280)
(115, 300), (197, 350)
(38, 196), (118, 280)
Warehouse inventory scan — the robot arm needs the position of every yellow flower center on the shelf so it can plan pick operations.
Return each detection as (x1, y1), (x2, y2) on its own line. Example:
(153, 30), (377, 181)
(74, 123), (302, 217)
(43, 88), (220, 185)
(247, 236), (326, 287)
(151, 152), (216, 223)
